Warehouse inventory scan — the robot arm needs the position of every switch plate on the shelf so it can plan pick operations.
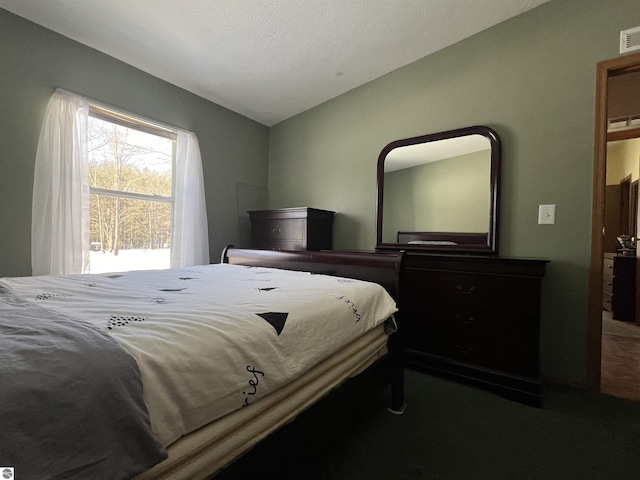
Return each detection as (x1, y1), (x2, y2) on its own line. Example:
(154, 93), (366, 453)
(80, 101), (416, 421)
(538, 204), (556, 224)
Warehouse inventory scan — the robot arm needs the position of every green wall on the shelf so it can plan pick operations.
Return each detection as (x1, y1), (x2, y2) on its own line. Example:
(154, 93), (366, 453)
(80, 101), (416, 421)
(0, 8), (269, 277)
(269, 0), (640, 385)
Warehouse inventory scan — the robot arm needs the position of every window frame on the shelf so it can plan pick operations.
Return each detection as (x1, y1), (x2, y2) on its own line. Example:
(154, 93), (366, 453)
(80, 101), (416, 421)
(87, 103), (178, 265)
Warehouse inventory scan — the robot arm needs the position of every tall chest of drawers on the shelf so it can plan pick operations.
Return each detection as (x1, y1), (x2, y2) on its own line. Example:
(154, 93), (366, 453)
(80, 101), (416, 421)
(248, 207), (334, 251)
(399, 254), (548, 406)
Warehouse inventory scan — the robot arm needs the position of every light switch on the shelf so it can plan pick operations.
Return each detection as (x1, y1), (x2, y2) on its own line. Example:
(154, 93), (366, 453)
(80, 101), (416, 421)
(538, 204), (556, 224)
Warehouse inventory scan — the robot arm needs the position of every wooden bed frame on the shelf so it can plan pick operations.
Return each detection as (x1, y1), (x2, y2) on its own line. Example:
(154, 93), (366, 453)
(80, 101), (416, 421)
(222, 247), (406, 413)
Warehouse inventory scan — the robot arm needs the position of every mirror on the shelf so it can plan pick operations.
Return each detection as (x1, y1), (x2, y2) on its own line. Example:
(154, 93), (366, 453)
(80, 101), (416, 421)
(376, 125), (500, 253)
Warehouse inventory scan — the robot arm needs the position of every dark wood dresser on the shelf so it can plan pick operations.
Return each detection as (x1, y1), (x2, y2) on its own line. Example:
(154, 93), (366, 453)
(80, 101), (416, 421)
(603, 253), (636, 321)
(248, 207), (334, 251)
(398, 253), (548, 406)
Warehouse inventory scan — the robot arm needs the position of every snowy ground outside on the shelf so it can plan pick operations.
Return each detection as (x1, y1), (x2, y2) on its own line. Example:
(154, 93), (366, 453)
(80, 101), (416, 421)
(88, 248), (170, 274)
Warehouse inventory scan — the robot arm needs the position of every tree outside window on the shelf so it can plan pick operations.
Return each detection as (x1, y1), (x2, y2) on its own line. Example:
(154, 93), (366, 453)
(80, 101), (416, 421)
(87, 107), (175, 273)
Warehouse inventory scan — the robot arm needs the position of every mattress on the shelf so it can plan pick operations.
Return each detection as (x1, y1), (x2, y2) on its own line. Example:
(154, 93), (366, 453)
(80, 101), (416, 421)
(1, 262), (398, 478)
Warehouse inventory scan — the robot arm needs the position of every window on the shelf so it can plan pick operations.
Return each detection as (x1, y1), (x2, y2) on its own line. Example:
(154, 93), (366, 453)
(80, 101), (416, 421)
(87, 105), (176, 273)
(32, 89), (209, 276)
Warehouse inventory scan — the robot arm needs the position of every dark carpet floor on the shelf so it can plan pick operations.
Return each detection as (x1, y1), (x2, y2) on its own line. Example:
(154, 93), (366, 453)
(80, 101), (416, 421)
(213, 368), (640, 479)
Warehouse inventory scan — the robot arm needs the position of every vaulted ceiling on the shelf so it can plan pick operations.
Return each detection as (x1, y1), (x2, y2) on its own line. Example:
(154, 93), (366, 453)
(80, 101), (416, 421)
(0, 0), (550, 126)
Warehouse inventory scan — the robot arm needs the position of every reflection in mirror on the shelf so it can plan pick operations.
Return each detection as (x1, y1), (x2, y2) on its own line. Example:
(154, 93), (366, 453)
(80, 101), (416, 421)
(376, 126), (500, 253)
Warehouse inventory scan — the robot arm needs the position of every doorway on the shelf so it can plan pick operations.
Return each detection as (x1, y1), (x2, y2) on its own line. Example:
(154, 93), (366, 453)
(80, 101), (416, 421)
(600, 139), (640, 401)
(588, 51), (640, 396)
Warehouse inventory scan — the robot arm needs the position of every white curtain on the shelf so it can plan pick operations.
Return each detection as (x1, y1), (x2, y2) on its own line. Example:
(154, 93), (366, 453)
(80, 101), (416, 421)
(32, 89), (210, 275)
(32, 89), (89, 276)
(171, 131), (210, 268)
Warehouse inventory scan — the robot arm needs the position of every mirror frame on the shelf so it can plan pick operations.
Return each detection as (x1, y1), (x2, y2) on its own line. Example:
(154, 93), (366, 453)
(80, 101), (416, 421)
(375, 125), (501, 254)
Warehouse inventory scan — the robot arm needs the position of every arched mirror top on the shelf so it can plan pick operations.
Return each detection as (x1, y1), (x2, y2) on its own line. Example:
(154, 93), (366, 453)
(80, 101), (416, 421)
(376, 125), (501, 254)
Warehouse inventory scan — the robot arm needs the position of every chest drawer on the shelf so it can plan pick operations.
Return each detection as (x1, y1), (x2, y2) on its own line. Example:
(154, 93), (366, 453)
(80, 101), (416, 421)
(252, 219), (303, 241)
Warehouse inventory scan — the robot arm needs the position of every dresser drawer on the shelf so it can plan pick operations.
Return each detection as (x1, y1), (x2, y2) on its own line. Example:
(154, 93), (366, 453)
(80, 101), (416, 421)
(603, 257), (614, 271)
(404, 268), (538, 309)
(603, 291), (613, 312)
(404, 302), (537, 376)
(252, 219), (303, 241)
(404, 305), (486, 363)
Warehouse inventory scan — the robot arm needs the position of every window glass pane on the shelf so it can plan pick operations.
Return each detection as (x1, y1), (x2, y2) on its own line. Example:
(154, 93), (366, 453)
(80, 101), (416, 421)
(88, 116), (173, 196)
(88, 194), (171, 274)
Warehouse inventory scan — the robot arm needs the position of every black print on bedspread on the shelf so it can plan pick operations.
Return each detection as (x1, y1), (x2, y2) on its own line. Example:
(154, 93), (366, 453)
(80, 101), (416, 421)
(336, 295), (362, 322)
(107, 314), (147, 329)
(241, 365), (265, 407)
(257, 312), (289, 335)
(35, 292), (74, 300)
(0, 286), (166, 479)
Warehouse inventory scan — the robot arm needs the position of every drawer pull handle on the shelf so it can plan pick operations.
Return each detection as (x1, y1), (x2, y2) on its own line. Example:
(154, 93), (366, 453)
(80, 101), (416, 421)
(456, 314), (475, 325)
(271, 228), (282, 234)
(456, 285), (476, 295)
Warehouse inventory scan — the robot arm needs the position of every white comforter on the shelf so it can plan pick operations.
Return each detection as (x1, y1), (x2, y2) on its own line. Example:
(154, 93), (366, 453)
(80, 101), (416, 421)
(1, 264), (397, 447)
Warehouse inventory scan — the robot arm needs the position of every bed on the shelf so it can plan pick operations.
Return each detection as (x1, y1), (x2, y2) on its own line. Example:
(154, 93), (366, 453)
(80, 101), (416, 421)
(397, 231), (489, 246)
(0, 247), (405, 479)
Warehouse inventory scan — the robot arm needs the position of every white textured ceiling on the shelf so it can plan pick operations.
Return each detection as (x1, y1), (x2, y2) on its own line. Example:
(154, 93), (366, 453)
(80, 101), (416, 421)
(0, 0), (550, 126)
(385, 134), (491, 172)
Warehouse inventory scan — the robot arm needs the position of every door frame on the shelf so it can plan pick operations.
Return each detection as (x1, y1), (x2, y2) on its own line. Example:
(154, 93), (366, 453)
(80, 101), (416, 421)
(587, 51), (640, 390)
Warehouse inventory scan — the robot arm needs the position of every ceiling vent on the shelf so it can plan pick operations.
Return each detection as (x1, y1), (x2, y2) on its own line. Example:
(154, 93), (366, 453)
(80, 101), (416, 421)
(620, 26), (640, 54)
